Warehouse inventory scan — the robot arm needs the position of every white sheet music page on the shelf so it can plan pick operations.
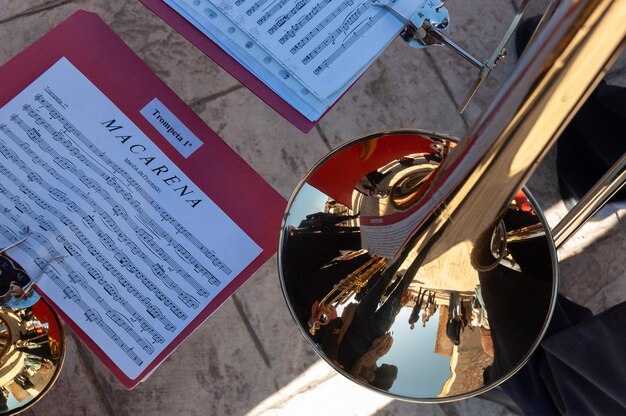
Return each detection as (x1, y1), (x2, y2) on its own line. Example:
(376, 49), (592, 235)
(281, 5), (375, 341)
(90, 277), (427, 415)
(164, 0), (336, 121)
(205, 0), (425, 99)
(173, 0), (426, 101)
(0, 57), (262, 379)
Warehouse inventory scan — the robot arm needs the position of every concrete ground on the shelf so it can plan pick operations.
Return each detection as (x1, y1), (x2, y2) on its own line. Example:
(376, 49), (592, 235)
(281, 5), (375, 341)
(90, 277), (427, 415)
(1, 0), (625, 415)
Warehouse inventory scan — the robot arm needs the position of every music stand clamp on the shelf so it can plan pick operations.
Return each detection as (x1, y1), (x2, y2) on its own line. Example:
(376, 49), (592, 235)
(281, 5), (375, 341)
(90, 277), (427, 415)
(377, 0), (531, 113)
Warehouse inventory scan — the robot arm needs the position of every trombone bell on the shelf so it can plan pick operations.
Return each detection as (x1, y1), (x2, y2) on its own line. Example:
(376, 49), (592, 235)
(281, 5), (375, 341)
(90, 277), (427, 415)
(278, 0), (626, 403)
(279, 131), (557, 401)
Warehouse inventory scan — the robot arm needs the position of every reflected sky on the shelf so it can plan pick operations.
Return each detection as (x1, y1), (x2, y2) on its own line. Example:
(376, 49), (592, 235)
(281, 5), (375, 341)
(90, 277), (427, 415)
(286, 184), (454, 398)
(381, 308), (452, 398)
(285, 183), (327, 227)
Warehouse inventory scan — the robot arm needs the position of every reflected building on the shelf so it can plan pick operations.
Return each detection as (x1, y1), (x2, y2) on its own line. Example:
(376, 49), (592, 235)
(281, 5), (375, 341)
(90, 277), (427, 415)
(439, 324), (493, 397)
(434, 305), (454, 357)
(433, 302), (493, 397)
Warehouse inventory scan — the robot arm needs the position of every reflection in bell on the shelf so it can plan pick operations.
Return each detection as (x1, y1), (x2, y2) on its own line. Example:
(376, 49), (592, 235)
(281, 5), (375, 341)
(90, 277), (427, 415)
(0, 300), (64, 414)
(279, 131), (556, 401)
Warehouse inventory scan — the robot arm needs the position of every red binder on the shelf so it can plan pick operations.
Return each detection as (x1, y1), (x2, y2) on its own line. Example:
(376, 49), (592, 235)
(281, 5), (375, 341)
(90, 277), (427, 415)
(139, 0), (321, 133)
(0, 10), (286, 389)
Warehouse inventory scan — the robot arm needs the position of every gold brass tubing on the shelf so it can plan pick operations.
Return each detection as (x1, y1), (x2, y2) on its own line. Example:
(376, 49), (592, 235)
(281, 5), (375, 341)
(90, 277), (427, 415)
(552, 152), (626, 247)
(399, 0), (626, 264)
(507, 223), (546, 242)
(319, 257), (387, 307)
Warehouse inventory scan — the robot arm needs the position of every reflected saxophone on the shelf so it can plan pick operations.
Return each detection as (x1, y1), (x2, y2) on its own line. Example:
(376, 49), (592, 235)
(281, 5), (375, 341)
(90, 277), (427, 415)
(308, 254), (387, 335)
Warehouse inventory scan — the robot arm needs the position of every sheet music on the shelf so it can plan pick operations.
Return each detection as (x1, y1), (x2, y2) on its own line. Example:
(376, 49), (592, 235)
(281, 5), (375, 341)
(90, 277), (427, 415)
(0, 58), (262, 378)
(360, 207), (432, 259)
(164, 0), (337, 121)
(171, 0), (424, 100)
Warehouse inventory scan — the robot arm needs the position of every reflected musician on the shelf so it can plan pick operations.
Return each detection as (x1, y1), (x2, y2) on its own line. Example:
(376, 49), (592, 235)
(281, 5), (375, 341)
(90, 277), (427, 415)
(313, 263), (413, 392)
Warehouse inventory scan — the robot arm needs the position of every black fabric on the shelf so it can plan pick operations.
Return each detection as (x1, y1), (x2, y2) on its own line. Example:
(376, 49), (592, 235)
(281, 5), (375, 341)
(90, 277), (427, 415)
(479, 263), (553, 384)
(515, 15), (542, 57)
(502, 297), (626, 415)
(556, 82), (626, 204)
(478, 221), (555, 385)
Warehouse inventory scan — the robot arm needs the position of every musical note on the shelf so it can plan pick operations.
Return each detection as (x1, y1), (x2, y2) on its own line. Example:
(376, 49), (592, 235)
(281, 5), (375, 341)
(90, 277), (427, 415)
(69, 270), (87, 286)
(14, 199), (33, 214)
(0, 72), (261, 376)
(63, 242), (81, 257)
(63, 287), (81, 302)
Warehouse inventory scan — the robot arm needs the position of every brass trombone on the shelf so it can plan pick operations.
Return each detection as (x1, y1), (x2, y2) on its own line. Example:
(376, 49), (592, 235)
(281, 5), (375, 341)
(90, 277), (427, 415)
(279, 0), (626, 402)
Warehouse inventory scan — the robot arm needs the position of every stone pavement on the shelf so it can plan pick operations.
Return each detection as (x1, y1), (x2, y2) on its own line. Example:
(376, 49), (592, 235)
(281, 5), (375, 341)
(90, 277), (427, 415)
(1, 1), (624, 415)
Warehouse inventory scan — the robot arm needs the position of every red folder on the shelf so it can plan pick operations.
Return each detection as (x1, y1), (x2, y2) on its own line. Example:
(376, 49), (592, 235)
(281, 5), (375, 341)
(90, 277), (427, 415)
(139, 0), (320, 133)
(308, 133), (435, 208)
(0, 10), (286, 389)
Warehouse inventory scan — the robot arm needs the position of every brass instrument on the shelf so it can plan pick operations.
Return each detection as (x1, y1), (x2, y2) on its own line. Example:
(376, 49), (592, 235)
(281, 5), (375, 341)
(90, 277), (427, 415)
(279, 0), (626, 403)
(0, 294), (64, 414)
(0, 0), (623, 412)
(0, 234), (65, 415)
(308, 254), (387, 336)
